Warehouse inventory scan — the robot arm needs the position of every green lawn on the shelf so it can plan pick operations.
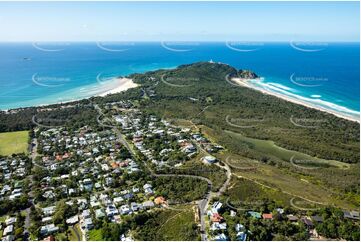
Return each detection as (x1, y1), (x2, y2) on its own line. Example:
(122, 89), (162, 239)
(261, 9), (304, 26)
(0, 131), (29, 156)
(0, 215), (6, 222)
(88, 229), (103, 241)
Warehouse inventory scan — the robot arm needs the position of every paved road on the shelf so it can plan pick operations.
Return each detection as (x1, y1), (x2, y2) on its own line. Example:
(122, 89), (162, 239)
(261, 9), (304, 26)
(30, 137), (46, 169)
(94, 104), (228, 241)
(94, 104), (135, 156)
(23, 207), (31, 232)
(215, 161), (232, 196)
(70, 225), (81, 241)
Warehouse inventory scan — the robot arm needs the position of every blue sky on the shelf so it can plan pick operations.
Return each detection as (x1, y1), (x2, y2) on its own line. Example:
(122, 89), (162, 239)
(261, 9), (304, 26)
(0, 1), (359, 42)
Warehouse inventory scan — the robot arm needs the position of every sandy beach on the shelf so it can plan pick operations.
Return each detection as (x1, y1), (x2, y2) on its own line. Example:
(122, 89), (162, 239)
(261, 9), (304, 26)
(3, 77), (138, 112)
(98, 77), (138, 97)
(231, 77), (360, 123)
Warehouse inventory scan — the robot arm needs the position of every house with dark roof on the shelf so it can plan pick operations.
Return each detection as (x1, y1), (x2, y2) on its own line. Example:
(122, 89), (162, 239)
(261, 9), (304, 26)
(301, 217), (314, 229)
(287, 214), (298, 222)
(343, 210), (360, 220)
(311, 215), (324, 223)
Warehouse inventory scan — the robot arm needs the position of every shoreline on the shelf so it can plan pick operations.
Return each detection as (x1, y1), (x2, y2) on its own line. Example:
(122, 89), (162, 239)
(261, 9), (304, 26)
(231, 78), (360, 123)
(98, 77), (138, 97)
(2, 70), (359, 124)
(1, 77), (138, 112)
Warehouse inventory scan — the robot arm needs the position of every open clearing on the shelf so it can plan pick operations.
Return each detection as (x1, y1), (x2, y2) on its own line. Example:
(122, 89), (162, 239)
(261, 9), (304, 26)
(224, 130), (349, 169)
(156, 206), (198, 241)
(0, 130), (29, 156)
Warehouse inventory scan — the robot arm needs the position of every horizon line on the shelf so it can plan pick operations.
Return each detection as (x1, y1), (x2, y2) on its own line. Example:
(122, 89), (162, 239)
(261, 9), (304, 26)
(0, 40), (359, 43)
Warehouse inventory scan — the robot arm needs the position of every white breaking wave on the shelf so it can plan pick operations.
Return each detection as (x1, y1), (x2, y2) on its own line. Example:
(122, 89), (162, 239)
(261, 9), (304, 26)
(267, 82), (297, 92)
(248, 79), (359, 119)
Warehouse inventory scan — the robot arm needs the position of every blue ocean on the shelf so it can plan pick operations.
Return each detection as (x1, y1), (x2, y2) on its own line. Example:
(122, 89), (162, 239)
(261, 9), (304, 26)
(0, 42), (359, 120)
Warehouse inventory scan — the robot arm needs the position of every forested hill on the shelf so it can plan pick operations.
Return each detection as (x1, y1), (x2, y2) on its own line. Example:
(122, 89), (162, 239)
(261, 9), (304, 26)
(127, 61), (360, 163)
(0, 61), (359, 163)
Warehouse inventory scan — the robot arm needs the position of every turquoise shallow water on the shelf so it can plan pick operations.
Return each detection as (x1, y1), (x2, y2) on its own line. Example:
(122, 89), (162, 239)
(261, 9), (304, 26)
(0, 42), (359, 119)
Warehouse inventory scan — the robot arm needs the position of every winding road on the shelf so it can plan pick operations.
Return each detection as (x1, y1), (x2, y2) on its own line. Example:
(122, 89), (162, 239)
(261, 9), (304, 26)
(94, 104), (232, 241)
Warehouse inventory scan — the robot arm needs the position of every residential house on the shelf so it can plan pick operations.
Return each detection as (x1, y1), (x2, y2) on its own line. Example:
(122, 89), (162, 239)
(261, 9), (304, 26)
(142, 201), (155, 209)
(311, 215), (324, 223)
(262, 213), (273, 220)
(3, 225), (13, 236)
(213, 233), (228, 241)
(131, 202), (143, 212)
(211, 201), (223, 214)
(210, 222), (227, 231)
(113, 196), (124, 205)
(301, 217), (314, 229)
(95, 209), (106, 219)
(40, 224), (59, 235)
(43, 206), (56, 216)
(5, 217), (16, 226)
(343, 210), (360, 220)
(287, 214), (299, 222)
(66, 216), (79, 225)
(120, 205), (131, 215)
(82, 218), (94, 230)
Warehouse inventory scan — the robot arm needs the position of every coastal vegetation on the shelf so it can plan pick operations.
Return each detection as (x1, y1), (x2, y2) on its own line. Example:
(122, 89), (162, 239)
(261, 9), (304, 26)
(125, 206), (199, 241)
(153, 176), (208, 203)
(121, 62), (359, 164)
(0, 61), (359, 241)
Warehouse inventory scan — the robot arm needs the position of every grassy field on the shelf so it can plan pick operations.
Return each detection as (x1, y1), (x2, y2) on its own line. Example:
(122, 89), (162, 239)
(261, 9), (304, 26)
(88, 229), (103, 241)
(0, 130), (29, 156)
(230, 160), (357, 209)
(132, 206), (199, 241)
(225, 177), (294, 209)
(224, 130), (349, 169)
(157, 206), (199, 241)
(197, 126), (358, 210)
(224, 177), (331, 215)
